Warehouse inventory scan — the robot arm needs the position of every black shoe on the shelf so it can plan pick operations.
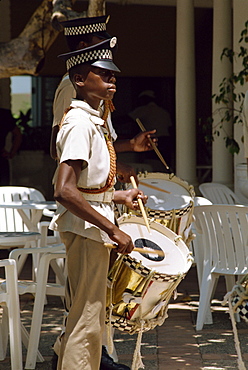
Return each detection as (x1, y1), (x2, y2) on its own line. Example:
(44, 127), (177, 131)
(51, 351), (58, 370)
(100, 346), (130, 370)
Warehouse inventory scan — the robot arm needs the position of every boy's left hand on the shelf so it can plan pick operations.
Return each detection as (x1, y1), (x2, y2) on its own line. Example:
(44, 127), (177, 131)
(114, 189), (148, 210)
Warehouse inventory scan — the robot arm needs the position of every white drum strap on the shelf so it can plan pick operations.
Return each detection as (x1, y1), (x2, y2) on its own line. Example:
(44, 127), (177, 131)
(186, 200), (194, 229)
(168, 209), (177, 232)
(131, 312), (145, 370)
(131, 274), (183, 370)
(222, 287), (246, 370)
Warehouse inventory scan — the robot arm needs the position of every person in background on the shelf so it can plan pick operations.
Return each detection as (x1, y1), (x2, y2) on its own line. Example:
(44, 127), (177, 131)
(0, 108), (22, 185)
(50, 16), (157, 184)
(129, 90), (173, 168)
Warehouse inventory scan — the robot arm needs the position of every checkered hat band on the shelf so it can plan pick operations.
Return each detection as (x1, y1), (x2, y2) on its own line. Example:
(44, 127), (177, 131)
(66, 49), (113, 70)
(64, 23), (107, 36)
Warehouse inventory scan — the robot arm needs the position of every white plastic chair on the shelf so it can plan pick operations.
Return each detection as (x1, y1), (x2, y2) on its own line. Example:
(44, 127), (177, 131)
(0, 259), (23, 370)
(0, 186), (60, 245)
(191, 197), (213, 325)
(199, 182), (242, 204)
(0, 244), (66, 370)
(0, 231), (41, 277)
(194, 204), (248, 331)
(191, 197), (213, 286)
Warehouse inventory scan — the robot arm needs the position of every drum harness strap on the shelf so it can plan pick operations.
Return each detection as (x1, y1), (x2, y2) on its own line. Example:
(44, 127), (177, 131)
(59, 101), (116, 198)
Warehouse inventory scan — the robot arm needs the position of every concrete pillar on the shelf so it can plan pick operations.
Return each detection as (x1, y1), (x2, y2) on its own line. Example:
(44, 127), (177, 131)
(212, 0), (233, 185)
(176, 0), (197, 186)
(0, 0), (11, 109)
(233, 0), (248, 201)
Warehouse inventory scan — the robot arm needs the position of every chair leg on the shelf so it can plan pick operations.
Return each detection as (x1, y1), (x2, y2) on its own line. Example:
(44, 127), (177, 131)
(0, 306), (9, 360)
(21, 323), (44, 363)
(196, 273), (218, 331)
(24, 253), (51, 369)
(6, 262), (23, 370)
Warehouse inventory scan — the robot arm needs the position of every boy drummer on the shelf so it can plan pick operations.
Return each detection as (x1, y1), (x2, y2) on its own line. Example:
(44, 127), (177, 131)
(50, 37), (147, 369)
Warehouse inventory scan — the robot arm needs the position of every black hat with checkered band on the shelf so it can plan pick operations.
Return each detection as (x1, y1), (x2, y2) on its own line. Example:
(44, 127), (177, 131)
(58, 37), (121, 73)
(60, 15), (111, 50)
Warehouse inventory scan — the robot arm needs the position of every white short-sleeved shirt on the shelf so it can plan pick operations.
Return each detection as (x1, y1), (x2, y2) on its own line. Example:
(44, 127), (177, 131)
(52, 74), (76, 128)
(50, 99), (115, 244)
(52, 74), (117, 142)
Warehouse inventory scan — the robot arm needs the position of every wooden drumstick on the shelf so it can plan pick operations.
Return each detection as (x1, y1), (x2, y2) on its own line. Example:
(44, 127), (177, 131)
(104, 243), (165, 257)
(130, 176), (151, 233)
(138, 180), (171, 194)
(135, 118), (169, 170)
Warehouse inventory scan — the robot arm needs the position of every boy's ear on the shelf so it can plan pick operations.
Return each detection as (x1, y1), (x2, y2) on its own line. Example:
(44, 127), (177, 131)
(74, 74), (84, 87)
(78, 41), (88, 49)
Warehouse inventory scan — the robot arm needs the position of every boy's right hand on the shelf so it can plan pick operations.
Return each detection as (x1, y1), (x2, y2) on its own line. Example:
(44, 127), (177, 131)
(109, 228), (134, 255)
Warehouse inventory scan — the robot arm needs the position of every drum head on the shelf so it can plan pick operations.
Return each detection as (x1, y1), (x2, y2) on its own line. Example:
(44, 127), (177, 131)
(135, 173), (193, 211)
(118, 215), (191, 275)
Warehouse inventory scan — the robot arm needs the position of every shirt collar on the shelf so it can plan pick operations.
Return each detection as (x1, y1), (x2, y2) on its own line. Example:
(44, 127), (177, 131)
(70, 99), (104, 126)
(71, 99), (101, 117)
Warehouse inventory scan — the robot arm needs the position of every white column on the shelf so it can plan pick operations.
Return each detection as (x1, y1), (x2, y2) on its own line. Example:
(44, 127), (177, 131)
(0, 0), (11, 109)
(176, 0), (197, 186)
(212, 0), (232, 185)
(233, 0), (248, 201)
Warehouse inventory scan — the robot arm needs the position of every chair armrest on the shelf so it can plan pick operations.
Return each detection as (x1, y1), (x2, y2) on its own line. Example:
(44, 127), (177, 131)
(9, 243), (65, 261)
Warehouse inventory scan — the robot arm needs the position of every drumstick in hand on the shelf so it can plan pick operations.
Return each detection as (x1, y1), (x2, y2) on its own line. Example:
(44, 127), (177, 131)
(130, 176), (151, 233)
(104, 243), (165, 257)
(136, 118), (169, 170)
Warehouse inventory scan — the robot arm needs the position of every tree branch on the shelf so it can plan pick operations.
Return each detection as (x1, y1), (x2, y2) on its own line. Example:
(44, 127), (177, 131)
(0, 0), (58, 78)
(51, 0), (86, 31)
(0, 0), (105, 78)
(87, 0), (105, 17)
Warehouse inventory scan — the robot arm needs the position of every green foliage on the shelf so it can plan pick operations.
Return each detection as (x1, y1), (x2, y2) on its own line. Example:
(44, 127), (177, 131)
(15, 108), (32, 134)
(15, 109), (50, 153)
(202, 21), (248, 155)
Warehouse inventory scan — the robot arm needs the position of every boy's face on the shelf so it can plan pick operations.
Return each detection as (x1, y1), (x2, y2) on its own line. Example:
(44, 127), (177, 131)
(78, 65), (117, 103)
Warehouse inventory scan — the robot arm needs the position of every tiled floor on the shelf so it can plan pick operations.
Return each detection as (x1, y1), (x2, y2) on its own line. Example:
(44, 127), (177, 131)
(1, 255), (248, 369)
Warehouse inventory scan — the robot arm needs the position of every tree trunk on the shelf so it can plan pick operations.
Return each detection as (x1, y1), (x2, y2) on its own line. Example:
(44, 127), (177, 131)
(0, 0), (105, 79)
(87, 0), (105, 17)
(51, 0), (86, 31)
(0, 0), (59, 78)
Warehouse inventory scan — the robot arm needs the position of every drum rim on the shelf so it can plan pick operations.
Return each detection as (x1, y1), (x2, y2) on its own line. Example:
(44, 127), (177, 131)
(125, 172), (195, 217)
(136, 171), (195, 199)
(118, 214), (186, 243)
(117, 214), (192, 267)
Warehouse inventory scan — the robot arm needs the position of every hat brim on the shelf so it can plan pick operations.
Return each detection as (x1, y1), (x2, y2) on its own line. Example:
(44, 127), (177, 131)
(91, 60), (121, 73)
(91, 31), (111, 39)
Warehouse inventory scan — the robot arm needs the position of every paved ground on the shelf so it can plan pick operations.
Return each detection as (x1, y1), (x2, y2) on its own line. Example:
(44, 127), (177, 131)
(1, 257), (248, 369)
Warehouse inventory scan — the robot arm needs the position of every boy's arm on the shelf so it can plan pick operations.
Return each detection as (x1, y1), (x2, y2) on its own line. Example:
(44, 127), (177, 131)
(54, 159), (133, 254)
(113, 189), (147, 211)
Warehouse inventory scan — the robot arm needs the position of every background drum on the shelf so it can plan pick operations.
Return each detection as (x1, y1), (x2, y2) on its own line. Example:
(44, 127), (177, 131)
(125, 172), (195, 245)
(106, 215), (193, 334)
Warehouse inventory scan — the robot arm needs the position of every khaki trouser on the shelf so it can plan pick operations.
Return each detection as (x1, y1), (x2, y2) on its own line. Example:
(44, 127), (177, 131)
(57, 232), (110, 370)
